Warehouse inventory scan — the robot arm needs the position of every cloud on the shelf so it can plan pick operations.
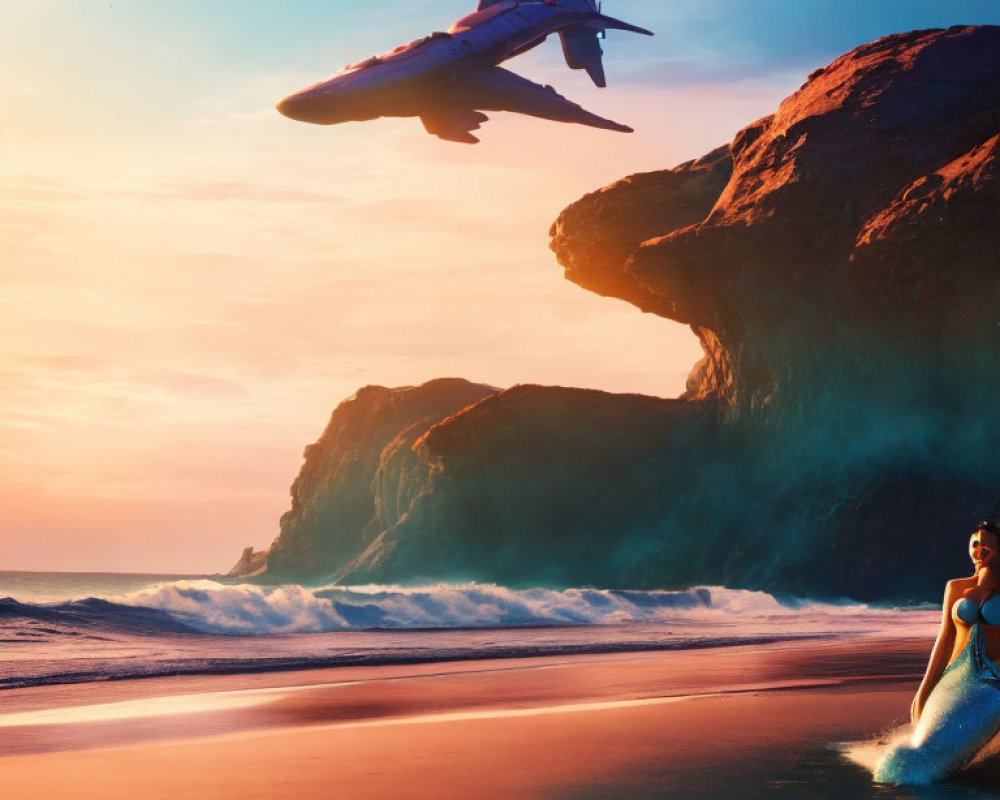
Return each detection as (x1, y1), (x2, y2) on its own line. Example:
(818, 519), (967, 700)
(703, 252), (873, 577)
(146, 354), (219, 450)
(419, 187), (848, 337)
(127, 178), (353, 206)
(0, 176), (89, 204)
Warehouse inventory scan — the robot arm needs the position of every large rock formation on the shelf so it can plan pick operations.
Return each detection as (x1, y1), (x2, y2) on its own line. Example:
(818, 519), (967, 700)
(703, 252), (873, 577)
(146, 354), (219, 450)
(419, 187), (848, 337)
(255, 378), (498, 583)
(335, 385), (714, 587)
(234, 27), (1000, 601)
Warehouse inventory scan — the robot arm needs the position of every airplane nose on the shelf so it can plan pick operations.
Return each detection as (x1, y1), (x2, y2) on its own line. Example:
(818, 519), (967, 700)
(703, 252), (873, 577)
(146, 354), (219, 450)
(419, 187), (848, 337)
(276, 82), (355, 125)
(276, 90), (339, 124)
(275, 94), (305, 120)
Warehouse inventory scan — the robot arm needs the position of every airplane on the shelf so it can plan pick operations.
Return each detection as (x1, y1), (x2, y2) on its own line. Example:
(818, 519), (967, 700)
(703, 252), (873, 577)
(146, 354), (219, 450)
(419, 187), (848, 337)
(275, 0), (653, 143)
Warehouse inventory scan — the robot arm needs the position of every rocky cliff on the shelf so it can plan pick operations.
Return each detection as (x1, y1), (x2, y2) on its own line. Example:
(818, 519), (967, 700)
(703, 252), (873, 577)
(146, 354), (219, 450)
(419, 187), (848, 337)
(249, 378), (498, 583)
(233, 26), (1000, 601)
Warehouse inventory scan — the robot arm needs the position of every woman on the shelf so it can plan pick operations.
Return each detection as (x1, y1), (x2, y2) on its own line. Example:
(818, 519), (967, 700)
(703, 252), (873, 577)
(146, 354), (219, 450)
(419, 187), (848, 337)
(875, 521), (1000, 784)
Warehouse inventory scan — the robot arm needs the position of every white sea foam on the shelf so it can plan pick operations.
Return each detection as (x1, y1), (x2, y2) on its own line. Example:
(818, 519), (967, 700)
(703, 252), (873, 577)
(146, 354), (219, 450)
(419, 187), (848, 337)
(112, 580), (938, 636)
(836, 725), (912, 777)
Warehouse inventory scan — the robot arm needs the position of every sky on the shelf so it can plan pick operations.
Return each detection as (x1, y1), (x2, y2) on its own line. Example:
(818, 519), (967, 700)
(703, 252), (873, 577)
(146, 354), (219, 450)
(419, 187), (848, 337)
(3, 1), (999, 573)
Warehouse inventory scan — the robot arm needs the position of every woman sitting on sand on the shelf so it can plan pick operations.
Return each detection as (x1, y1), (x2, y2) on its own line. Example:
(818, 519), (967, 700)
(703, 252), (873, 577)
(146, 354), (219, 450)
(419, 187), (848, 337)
(875, 520), (1000, 784)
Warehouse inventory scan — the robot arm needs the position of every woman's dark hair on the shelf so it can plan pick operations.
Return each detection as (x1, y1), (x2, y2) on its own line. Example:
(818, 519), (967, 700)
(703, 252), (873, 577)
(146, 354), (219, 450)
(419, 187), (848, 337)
(975, 520), (1000, 536)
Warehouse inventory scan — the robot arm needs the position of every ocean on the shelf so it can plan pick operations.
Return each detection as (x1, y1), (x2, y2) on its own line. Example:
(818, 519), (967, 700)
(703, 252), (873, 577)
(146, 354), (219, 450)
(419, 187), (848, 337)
(0, 571), (938, 690)
(13, 572), (1000, 797)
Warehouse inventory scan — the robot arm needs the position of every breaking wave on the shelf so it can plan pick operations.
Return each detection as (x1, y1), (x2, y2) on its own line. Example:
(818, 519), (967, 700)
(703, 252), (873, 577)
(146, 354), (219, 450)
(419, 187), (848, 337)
(89, 580), (936, 636)
(1, 579), (940, 689)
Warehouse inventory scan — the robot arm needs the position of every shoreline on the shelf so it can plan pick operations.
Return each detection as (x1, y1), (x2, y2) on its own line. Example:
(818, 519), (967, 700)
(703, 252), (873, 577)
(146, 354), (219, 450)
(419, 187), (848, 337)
(0, 628), (836, 692)
(0, 633), (929, 713)
(0, 634), (941, 798)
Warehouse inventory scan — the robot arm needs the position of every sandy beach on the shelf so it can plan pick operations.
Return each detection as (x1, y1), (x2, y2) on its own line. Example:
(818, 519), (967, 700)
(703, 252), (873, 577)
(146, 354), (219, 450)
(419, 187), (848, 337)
(0, 636), (938, 800)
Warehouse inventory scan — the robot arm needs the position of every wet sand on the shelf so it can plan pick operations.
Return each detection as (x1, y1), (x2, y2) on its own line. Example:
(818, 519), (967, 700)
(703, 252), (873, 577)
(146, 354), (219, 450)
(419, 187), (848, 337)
(0, 637), (932, 799)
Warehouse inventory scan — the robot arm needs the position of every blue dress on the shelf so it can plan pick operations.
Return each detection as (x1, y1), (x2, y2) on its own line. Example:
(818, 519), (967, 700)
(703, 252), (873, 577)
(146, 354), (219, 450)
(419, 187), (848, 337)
(874, 597), (1000, 784)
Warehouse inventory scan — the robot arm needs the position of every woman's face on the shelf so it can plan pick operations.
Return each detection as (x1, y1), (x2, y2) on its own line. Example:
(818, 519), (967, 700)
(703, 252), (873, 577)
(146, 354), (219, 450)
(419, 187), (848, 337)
(969, 528), (1000, 571)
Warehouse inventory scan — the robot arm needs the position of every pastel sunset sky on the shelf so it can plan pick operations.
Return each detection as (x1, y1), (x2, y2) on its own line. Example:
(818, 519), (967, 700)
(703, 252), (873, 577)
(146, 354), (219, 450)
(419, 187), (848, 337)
(3, 1), (998, 573)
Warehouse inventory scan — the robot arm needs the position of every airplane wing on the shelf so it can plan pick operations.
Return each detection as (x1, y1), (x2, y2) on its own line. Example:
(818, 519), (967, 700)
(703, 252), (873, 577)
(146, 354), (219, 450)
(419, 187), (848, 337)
(452, 66), (632, 133)
(420, 107), (490, 143)
(475, 0), (508, 9)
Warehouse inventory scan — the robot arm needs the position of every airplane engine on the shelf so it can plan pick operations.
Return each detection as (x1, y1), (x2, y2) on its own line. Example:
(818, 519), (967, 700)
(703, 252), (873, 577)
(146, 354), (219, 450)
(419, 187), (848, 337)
(559, 27), (606, 87)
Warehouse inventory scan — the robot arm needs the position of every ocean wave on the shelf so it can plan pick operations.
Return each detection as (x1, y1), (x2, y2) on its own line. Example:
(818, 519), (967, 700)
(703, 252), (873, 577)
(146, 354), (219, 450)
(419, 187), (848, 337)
(79, 580), (932, 636)
(1, 580), (939, 638)
(0, 582), (941, 689)
(0, 596), (198, 636)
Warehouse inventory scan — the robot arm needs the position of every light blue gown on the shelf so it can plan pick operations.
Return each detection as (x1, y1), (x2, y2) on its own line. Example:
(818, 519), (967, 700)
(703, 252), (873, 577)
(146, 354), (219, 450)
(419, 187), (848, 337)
(875, 597), (1000, 784)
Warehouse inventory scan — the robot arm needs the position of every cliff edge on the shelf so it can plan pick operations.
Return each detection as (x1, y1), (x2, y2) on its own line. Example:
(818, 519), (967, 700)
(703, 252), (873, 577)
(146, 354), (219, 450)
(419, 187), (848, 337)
(234, 27), (1000, 601)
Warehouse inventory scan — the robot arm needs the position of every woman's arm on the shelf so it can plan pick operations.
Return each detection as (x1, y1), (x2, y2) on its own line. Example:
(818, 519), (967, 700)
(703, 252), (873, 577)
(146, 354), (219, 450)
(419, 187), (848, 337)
(911, 580), (959, 725)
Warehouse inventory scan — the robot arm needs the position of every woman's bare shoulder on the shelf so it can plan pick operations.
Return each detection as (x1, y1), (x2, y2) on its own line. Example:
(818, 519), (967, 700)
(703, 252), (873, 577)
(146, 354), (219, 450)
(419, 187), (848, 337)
(946, 577), (976, 595)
